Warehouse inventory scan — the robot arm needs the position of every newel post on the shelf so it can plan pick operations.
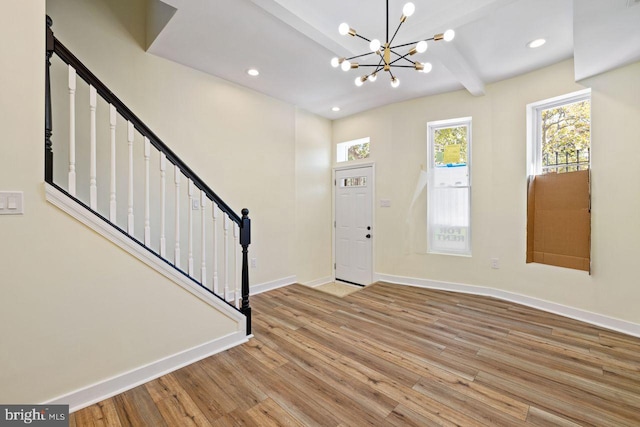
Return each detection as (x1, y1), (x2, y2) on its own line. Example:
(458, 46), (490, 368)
(45, 16), (54, 183)
(240, 208), (251, 335)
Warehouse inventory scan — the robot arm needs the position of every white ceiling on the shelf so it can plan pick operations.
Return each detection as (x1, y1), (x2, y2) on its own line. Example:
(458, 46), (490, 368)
(146, 0), (640, 119)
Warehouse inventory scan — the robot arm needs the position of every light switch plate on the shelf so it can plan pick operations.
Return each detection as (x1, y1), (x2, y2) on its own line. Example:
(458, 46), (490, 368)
(380, 199), (391, 207)
(0, 191), (24, 215)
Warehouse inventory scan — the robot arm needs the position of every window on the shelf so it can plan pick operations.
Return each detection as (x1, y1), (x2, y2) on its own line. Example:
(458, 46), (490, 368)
(526, 90), (591, 271)
(527, 89), (591, 176)
(427, 117), (472, 256)
(339, 176), (367, 187)
(337, 137), (370, 163)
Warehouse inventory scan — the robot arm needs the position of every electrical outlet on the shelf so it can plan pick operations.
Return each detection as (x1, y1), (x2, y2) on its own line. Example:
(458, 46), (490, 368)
(380, 199), (391, 207)
(251, 258), (257, 268)
(192, 199), (200, 210)
(490, 258), (500, 269)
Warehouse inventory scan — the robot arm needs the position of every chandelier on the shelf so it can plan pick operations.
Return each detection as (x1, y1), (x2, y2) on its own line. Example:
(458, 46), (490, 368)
(331, 1), (455, 88)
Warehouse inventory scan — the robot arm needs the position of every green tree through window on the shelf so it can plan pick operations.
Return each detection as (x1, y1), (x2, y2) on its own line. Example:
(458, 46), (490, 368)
(434, 126), (468, 165)
(540, 99), (591, 173)
(347, 142), (370, 161)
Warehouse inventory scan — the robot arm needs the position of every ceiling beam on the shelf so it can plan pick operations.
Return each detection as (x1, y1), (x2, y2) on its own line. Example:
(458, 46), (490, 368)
(249, 0), (357, 57)
(409, 0), (522, 97)
(429, 43), (485, 96)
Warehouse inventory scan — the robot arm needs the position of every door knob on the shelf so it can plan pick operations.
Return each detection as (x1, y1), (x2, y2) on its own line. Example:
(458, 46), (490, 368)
(366, 234), (371, 239)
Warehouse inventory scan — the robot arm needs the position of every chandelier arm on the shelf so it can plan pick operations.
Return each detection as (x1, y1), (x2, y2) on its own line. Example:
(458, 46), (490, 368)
(346, 51), (379, 61)
(355, 33), (372, 43)
(365, 57), (384, 76)
(389, 49), (416, 65)
(388, 65), (416, 68)
(390, 38), (435, 50)
(388, 21), (404, 47)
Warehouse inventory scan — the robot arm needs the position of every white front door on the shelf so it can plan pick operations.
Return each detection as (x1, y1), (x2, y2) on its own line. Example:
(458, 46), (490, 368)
(335, 166), (373, 286)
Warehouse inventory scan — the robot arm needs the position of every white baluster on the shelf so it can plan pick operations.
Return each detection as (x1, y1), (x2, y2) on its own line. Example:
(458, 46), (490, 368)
(68, 66), (76, 196)
(144, 137), (151, 247)
(224, 215), (230, 301)
(174, 165), (181, 268)
(89, 85), (97, 210)
(234, 221), (240, 309)
(159, 153), (166, 258)
(127, 121), (134, 234)
(212, 204), (219, 294)
(188, 180), (194, 276)
(200, 191), (207, 287)
(109, 105), (117, 222)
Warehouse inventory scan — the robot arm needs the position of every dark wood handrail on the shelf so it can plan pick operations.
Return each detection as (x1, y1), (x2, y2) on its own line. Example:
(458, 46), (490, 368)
(51, 36), (241, 225)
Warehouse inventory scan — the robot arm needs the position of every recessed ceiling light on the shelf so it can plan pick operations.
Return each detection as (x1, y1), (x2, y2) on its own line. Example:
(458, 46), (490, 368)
(247, 68), (259, 77)
(332, 107), (340, 112)
(527, 38), (546, 49)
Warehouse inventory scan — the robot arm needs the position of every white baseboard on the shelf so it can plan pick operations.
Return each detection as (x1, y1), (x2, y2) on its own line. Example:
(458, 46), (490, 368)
(45, 183), (245, 325)
(302, 276), (333, 288)
(44, 331), (248, 413)
(250, 275), (297, 295)
(376, 273), (640, 339)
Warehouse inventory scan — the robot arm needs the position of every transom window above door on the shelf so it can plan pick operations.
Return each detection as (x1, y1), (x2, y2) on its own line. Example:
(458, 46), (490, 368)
(337, 137), (370, 163)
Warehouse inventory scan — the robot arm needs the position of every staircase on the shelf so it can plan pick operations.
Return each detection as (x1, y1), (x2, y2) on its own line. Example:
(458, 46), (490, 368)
(43, 16), (252, 334)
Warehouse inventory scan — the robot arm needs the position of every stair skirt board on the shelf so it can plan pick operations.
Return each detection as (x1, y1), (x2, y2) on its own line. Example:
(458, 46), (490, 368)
(376, 273), (640, 339)
(43, 331), (248, 413)
(45, 183), (246, 325)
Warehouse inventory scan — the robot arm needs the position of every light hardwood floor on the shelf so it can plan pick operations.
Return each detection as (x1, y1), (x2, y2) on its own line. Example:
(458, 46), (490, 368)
(70, 282), (640, 426)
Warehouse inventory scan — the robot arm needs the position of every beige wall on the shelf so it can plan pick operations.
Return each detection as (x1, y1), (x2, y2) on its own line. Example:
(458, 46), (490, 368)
(295, 108), (333, 284)
(46, 0), (299, 286)
(45, 0), (332, 289)
(333, 59), (640, 325)
(0, 0), (332, 404)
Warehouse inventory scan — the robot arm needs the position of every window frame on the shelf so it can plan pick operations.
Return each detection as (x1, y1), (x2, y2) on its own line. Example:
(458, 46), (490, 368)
(426, 116), (472, 256)
(526, 88), (591, 176)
